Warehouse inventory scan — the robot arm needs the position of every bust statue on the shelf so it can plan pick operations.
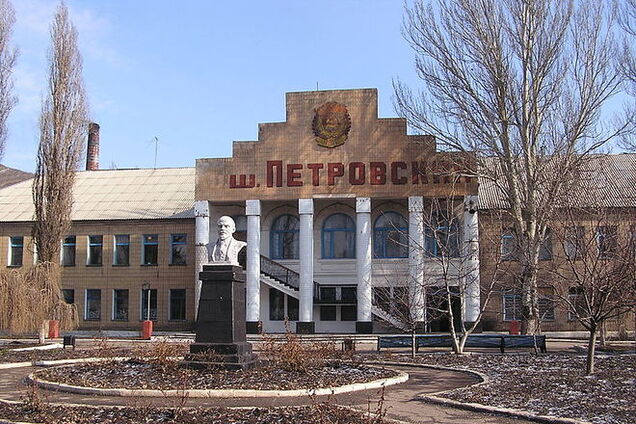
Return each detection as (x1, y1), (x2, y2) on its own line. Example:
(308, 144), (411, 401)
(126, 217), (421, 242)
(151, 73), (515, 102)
(207, 216), (247, 266)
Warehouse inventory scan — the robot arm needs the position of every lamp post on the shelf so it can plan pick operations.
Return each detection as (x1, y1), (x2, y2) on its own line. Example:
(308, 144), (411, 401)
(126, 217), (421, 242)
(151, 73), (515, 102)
(142, 282), (151, 321)
(141, 282), (152, 339)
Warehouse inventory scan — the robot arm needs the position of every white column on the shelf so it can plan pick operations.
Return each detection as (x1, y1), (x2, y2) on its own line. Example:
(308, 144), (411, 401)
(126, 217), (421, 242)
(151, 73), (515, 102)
(245, 200), (261, 324)
(408, 196), (426, 323)
(194, 200), (210, 320)
(356, 198), (372, 325)
(463, 195), (481, 324)
(298, 199), (314, 324)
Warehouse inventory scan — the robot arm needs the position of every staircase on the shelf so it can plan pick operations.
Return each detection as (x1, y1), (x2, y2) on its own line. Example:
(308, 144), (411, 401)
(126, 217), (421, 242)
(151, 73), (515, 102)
(259, 255), (309, 300)
(259, 255), (410, 332)
(371, 305), (409, 331)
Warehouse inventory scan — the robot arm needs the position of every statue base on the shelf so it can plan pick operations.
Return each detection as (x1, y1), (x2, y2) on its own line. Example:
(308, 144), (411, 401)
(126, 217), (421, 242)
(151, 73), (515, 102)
(185, 342), (259, 370)
(186, 264), (258, 370)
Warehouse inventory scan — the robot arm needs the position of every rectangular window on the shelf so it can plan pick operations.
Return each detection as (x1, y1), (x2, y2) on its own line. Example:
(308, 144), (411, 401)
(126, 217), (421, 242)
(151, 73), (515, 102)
(341, 287), (357, 302)
(113, 235), (130, 266)
(87, 235), (103, 266)
(538, 295), (555, 321)
(319, 286), (337, 302)
(169, 289), (186, 321)
(501, 230), (517, 261)
(564, 226), (585, 260)
(140, 289), (158, 321)
(502, 292), (522, 321)
(538, 229), (552, 261)
(62, 289), (74, 304)
(287, 296), (299, 321)
(320, 305), (337, 321)
(112, 289), (129, 321)
(597, 226), (618, 259)
(341, 305), (357, 321)
(568, 287), (586, 321)
(170, 234), (187, 265)
(269, 288), (284, 321)
(142, 234), (158, 265)
(8, 236), (23, 267)
(62, 236), (76, 266)
(85, 289), (101, 321)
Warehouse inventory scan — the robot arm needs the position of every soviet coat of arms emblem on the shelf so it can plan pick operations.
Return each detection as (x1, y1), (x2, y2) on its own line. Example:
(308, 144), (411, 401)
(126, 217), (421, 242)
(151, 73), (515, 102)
(312, 102), (351, 148)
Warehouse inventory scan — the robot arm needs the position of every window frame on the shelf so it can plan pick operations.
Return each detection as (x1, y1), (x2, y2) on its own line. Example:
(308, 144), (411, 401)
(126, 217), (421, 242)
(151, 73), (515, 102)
(321, 213), (356, 259)
(61, 235), (76, 267)
(425, 212), (460, 258)
(142, 234), (159, 266)
(564, 226), (585, 261)
(500, 229), (518, 261)
(596, 225), (618, 259)
(112, 289), (129, 321)
(538, 229), (553, 261)
(87, 235), (103, 266)
(170, 234), (187, 265)
(8, 236), (23, 267)
(502, 292), (522, 321)
(113, 234), (130, 266)
(85, 289), (101, 321)
(140, 288), (158, 321)
(270, 214), (300, 260)
(169, 289), (187, 321)
(373, 211), (408, 258)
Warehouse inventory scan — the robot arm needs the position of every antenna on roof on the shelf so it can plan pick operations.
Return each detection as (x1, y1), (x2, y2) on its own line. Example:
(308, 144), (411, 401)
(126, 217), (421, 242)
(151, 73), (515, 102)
(154, 137), (159, 169)
(316, 82), (319, 91)
(146, 136), (159, 169)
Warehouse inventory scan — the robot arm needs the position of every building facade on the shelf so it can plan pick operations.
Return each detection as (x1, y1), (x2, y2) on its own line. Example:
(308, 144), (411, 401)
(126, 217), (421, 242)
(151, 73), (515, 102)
(0, 88), (633, 334)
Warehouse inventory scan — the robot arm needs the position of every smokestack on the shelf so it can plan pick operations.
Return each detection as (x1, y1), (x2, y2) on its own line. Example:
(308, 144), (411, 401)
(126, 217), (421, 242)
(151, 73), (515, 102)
(86, 122), (100, 171)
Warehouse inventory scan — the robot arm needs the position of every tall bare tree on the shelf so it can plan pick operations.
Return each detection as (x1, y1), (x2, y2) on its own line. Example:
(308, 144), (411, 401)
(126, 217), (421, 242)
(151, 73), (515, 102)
(33, 2), (88, 263)
(394, 0), (624, 333)
(0, 0), (17, 163)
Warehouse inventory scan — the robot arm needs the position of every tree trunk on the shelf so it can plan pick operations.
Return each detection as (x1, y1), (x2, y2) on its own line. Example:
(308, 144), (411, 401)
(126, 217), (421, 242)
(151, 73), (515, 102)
(38, 321), (47, 344)
(586, 325), (598, 375)
(411, 330), (416, 358)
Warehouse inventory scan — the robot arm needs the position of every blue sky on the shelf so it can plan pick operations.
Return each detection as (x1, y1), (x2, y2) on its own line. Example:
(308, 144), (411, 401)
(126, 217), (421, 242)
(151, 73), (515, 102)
(3, 0), (420, 172)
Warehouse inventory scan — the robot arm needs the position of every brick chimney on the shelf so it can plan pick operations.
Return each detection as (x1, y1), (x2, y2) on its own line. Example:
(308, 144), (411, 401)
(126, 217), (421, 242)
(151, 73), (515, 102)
(86, 122), (100, 171)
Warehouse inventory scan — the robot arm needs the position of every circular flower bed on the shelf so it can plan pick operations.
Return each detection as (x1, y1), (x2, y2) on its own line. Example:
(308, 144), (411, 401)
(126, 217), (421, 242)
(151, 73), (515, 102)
(35, 359), (399, 391)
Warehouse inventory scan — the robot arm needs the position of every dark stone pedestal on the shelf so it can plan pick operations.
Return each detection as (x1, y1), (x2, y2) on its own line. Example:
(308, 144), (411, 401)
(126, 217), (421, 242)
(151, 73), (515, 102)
(356, 321), (373, 334)
(185, 264), (258, 370)
(296, 321), (315, 334)
(246, 321), (261, 334)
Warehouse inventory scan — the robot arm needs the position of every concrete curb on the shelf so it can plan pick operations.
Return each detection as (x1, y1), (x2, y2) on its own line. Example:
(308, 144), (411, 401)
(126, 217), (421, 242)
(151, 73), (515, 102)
(419, 395), (592, 424)
(0, 356), (131, 370)
(11, 344), (62, 352)
(370, 360), (593, 424)
(0, 362), (31, 370)
(26, 359), (409, 398)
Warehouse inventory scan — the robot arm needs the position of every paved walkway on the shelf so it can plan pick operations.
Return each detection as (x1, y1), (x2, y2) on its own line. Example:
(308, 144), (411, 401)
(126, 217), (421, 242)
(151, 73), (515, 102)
(0, 363), (536, 424)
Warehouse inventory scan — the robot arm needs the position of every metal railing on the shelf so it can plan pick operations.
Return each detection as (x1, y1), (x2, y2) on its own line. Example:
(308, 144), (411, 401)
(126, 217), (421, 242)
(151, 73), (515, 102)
(260, 255), (300, 290)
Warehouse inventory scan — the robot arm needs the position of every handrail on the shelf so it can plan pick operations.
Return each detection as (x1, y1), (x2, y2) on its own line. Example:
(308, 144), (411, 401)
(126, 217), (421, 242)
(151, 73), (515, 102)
(260, 255), (357, 303)
(260, 255), (300, 290)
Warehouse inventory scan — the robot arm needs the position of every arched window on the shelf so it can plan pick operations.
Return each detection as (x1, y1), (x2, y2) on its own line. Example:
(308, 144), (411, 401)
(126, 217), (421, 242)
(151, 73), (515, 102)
(425, 212), (460, 258)
(270, 214), (299, 259)
(373, 212), (408, 258)
(322, 213), (355, 259)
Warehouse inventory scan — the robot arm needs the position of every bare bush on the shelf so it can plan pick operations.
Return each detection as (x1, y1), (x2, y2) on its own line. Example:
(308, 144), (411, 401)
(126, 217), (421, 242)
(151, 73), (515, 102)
(0, 262), (77, 338)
